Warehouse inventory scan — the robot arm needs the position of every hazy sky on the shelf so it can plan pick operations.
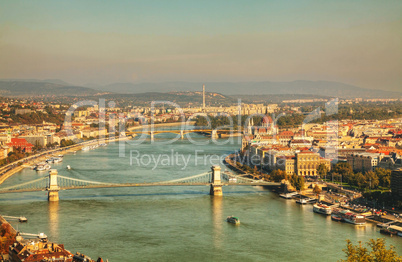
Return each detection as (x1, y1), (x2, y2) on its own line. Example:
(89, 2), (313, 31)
(0, 0), (401, 91)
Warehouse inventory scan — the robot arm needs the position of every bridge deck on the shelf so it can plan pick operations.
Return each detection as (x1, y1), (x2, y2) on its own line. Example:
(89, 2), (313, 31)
(0, 182), (280, 194)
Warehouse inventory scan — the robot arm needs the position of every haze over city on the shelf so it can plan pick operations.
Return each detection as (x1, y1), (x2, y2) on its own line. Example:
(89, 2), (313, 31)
(0, 0), (401, 92)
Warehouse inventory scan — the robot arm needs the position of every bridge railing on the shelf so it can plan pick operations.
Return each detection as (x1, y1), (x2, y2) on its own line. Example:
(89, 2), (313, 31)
(159, 172), (212, 184)
(57, 175), (115, 188)
(0, 176), (49, 192)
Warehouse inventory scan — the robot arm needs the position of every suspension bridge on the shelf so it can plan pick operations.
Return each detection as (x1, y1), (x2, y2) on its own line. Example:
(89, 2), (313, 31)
(0, 166), (279, 201)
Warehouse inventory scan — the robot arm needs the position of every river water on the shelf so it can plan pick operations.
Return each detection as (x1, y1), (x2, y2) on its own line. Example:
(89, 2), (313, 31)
(0, 133), (401, 261)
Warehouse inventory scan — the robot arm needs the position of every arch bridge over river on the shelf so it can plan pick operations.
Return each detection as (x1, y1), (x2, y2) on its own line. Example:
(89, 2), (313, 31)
(0, 166), (280, 201)
(125, 128), (240, 140)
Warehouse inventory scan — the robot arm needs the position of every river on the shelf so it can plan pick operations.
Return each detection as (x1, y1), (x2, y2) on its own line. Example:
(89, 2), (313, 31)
(0, 132), (401, 261)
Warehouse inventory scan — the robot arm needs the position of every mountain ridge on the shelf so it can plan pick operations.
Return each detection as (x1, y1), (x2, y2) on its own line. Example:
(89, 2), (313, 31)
(91, 80), (401, 99)
(0, 79), (400, 99)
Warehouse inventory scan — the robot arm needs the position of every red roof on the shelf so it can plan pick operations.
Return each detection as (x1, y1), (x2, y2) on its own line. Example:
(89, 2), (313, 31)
(7, 138), (33, 152)
(262, 115), (273, 124)
(279, 130), (294, 137)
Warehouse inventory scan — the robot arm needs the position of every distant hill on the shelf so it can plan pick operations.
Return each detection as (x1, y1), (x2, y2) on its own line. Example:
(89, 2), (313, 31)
(0, 81), (102, 97)
(232, 94), (331, 103)
(92, 81), (402, 99)
(94, 91), (236, 107)
(1, 79), (400, 100)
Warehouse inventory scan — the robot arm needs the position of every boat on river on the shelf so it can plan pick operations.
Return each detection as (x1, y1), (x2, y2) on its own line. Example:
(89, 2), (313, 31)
(280, 192), (298, 199)
(296, 198), (307, 204)
(313, 203), (332, 215)
(380, 227), (397, 236)
(226, 216), (240, 225)
(337, 210), (366, 225)
(331, 214), (342, 221)
(35, 163), (51, 171)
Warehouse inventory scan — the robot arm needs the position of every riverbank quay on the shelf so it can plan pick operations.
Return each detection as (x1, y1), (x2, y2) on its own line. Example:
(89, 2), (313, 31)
(0, 136), (130, 186)
(223, 154), (283, 192)
(223, 154), (247, 175)
(296, 191), (402, 230)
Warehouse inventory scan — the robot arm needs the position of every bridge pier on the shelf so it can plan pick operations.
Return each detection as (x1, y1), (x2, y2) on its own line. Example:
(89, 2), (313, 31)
(210, 165), (223, 196)
(47, 169), (60, 202)
(150, 131), (154, 142)
(180, 130), (184, 139)
(211, 130), (218, 140)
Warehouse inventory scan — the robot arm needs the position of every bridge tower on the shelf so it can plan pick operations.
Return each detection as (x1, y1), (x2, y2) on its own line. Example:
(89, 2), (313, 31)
(47, 169), (60, 202)
(211, 130), (218, 140)
(210, 165), (223, 196)
(180, 130), (184, 139)
(150, 131), (154, 141)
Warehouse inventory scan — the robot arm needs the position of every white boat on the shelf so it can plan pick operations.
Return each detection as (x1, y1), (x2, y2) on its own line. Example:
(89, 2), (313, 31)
(280, 192), (298, 199)
(66, 165), (71, 170)
(82, 146), (90, 151)
(52, 157), (63, 163)
(338, 210), (366, 225)
(313, 203), (332, 215)
(296, 198), (308, 204)
(35, 164), (46, 171)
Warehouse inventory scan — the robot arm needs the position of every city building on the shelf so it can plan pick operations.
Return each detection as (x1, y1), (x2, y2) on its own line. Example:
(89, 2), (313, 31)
(20, 135), (48, 147)
(8, 238), (74, 262)
(295, 151), (330, 176)
(347, 152), (385, 172)
(6, 138), (34, 153)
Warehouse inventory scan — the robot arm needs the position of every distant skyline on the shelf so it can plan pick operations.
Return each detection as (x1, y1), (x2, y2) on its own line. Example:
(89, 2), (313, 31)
(0, 1), (401, 91)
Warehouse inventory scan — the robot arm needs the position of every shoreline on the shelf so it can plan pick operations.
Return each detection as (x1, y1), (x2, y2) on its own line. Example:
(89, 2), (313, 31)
(223, 153), (402, 227)
(0, 136), (130, 186)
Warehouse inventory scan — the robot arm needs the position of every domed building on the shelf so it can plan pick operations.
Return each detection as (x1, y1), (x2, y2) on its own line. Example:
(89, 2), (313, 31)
(252, 114), (278, 136)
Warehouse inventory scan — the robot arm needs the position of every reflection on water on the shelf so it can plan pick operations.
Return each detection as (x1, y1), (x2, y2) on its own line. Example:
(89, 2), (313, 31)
(48, 201), (59, 239)
(211, 196), (223, 249)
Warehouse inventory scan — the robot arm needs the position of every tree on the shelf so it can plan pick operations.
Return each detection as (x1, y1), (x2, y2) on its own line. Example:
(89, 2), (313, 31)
(0, 223), (16, 254)
(340, 238), (402, 262)
(33, 140), (43, 151)
(60, 139), (75, 148)
(290, 174), (305, 192)
(332, 162), (353, 184)
(270, 169), (288, 182)
(355, 172), (367, 189)
(313, 184), (322, 194)
(332, 163), (353, 175)
(375, 168), (391, 188)
(317, 164), (329, 179)
(365, 171), (379, 190)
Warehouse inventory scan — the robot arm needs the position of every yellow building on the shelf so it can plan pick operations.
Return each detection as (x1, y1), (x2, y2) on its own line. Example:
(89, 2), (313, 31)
(295, 151), (330, 176)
